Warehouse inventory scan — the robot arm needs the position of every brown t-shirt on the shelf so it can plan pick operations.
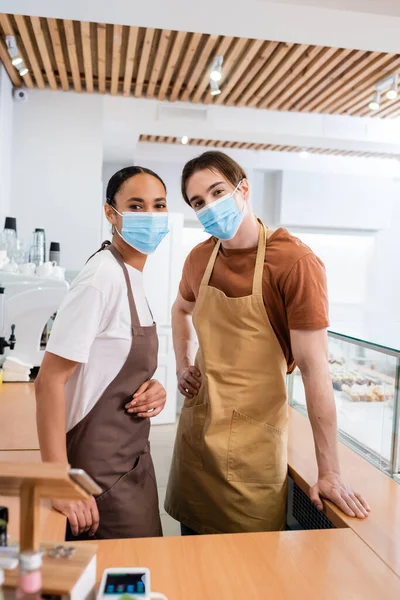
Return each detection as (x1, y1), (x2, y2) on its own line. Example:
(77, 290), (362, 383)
(179, 227), (329, 373)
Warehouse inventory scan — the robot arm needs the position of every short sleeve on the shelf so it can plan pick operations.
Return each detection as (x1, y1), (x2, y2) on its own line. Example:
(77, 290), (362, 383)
(283, 253), (329, 330)
(179, 253), (196, 302)
(46, 285), (107, 363)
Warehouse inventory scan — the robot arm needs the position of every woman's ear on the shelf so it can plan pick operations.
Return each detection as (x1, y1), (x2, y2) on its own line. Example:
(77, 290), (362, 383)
(104, 203), (116, 226)
(241, 178), (250, 202)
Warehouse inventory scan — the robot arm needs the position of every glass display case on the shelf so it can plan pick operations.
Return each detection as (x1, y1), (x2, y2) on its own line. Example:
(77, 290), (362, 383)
(288, 330), (400, 482)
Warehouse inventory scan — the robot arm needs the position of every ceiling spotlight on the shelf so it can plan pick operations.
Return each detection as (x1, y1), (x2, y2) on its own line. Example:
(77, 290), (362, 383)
(387, 75), (398, 100)
(11, 56), (23, 67)
(369, 91), (381, 111)
(19, 67), (29, 77)
(181, 135), (189, 145)
(210, 80), (221, 96)
(210, 56), (223, 83)
(299, 148), (309, 159)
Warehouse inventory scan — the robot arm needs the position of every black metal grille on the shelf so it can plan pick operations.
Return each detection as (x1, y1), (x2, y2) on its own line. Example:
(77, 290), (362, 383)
(292, 482), (334, 530)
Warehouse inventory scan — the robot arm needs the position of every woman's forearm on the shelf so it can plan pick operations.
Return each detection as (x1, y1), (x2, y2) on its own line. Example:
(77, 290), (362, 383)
(35, 375), (68, 463)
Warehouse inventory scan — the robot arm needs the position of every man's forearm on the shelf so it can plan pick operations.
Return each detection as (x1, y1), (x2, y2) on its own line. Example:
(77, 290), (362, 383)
(171, 306), (198, 372)
(35, 377), (68, 463)
(302, 370), (340, 477)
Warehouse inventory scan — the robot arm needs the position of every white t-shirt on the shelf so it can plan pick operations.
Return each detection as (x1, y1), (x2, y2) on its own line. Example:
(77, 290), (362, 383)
(46, 250), (153, 432)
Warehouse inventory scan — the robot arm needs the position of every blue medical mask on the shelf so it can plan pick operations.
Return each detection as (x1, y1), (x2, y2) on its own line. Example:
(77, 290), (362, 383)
(112, 208), (169, 254)
(196, 182), (244, 240)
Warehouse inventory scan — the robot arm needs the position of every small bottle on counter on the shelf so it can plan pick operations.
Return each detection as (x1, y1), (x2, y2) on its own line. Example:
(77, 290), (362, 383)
(49, 242), (60, 266)
(0, 507), (8, 547)
(3, 218), (17, 263)
(17, 552), (43, 600)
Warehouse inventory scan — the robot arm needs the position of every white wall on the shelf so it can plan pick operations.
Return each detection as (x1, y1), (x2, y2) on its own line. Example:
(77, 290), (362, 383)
(0, 65), (13, 228)
(11, 90), (103, 271)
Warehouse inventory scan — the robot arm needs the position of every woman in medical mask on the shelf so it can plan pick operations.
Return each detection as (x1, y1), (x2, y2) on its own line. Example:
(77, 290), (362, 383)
(36, 166), (169, 540)
(165, 151), (369, 536)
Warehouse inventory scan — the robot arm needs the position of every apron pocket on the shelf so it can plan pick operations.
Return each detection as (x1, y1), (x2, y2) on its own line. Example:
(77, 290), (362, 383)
(178, 402), (207, 467)
(227, 410), (287, 484)
(96, 452), (145, 502)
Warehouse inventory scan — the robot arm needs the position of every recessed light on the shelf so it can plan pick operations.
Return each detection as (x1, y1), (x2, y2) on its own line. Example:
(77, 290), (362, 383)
(181, 136), (189, 145)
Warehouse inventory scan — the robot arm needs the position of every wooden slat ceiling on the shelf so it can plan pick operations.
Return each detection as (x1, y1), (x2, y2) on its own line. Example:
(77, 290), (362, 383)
(1, 13), (400, 118)
(139, 135), (400, 160)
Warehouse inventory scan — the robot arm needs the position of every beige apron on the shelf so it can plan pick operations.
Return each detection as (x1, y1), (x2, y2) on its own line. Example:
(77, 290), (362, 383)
(165, 223), (288, 534)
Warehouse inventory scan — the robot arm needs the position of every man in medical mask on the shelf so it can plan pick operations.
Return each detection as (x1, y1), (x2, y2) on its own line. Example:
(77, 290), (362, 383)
(165, 151), (370, 536)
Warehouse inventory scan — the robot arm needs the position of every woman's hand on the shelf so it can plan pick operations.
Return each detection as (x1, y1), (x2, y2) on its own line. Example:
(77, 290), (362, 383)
(52, 497), (100, 537)
(125, 379), (167, 418)
(177, 366), (202, 398)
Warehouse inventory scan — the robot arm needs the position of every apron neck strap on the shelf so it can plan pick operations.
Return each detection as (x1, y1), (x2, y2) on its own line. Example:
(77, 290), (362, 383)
(252, 222), (269, 296)
(108, 245), (141, 329)
(200, 238), (221, 286)
(200, 219), (271, 293)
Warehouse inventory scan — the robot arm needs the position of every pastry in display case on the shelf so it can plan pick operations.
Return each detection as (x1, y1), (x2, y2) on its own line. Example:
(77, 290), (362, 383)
(288, 330), (400, 482)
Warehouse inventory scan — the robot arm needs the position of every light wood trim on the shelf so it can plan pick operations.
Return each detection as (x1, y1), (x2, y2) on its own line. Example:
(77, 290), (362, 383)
(237, 42), (291, 107)
(158, 30), (187, 101)
(316, 53), (394, 113)
(1, 13), (34, 88)
(63, 19), (82, 93)
(192, 35), (234, 104)
(97, 22), (106, 94)
(0, 36), (21, 87)
(306, 51), (382, 113)
(170, 31), (202, 102)
(123, 25), (139, 97)
(215, 38), (264, 105)
(146, 29), (170, 98)
(263, 45), (321, 109)
(295, 49), (366, 112)
(80, 20), (93, 93)
(180, 33), (219, 102)
(203, 37), (248, 105)
(134, 27), (155, 97)
(283, 48), (352, 111)
(47, 18), (69, 91)
(110, 24), (123, 96)
(13, 14), (45, 89)
(29, 16), (57, 90)
(252, 44), (309, 108)
(339, 56), (400, 114)
(19, 482), (41, 551)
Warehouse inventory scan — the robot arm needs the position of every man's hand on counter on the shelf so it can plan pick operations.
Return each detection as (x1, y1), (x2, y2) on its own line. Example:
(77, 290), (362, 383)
(310, 472), (371, 519)
(52, 496), (100, 536)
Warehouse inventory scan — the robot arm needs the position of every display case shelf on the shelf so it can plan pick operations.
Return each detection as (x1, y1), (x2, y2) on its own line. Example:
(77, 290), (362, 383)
(288, 330), (400, 479)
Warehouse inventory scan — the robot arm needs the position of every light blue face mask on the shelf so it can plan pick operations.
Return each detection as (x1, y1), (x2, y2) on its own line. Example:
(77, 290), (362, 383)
(112, 208), (169, 254)
(196, 182), (244, 240)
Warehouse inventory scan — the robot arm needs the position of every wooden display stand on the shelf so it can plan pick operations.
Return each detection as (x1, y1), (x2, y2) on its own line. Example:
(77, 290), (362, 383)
(0, 461), (98, 599)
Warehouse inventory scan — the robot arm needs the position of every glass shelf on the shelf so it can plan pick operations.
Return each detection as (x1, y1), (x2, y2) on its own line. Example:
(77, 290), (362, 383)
(288, 330), (400, 479)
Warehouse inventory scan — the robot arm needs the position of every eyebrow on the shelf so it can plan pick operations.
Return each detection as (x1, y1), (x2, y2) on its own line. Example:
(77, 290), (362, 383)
(189, 181), (225, 206)
(126, 197), (166, 203)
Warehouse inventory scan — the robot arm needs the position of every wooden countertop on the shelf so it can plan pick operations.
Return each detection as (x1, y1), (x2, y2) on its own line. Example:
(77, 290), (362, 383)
(2, 383), (400, 581)
(91, 529), (400, 600)
(288, 407), (400, 576)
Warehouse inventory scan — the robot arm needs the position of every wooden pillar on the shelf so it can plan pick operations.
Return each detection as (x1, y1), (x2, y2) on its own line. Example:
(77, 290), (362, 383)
(19, 482), (41, 552)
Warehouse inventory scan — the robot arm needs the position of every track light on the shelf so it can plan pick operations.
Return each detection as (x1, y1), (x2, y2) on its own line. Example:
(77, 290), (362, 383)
(210, 80), (221, 96)
(5, 35), (29, 78)
(387, 75), (398, 100)
(210, 56), (223, 83)
(299, 148), (309, 159)
(368, 91), (380, 111)
(369, 74), (398, 111)
(181, 136), (189, 145)
(19, 67), (29, 77)
(11, 56), (23, 67)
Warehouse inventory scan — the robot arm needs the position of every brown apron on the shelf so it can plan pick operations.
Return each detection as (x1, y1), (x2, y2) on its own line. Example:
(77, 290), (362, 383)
(165, 223), (288, 534)
(66, 244), (162, 540)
